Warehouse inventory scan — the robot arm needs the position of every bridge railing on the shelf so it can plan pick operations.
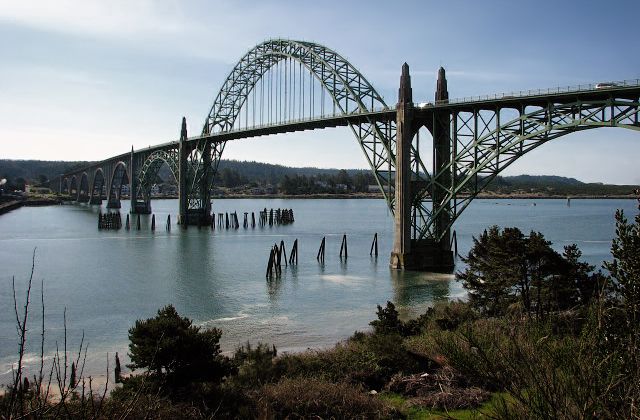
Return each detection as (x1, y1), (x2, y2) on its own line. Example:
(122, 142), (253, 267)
(200, 108), (395, 137)
(434, 78), (640, 106)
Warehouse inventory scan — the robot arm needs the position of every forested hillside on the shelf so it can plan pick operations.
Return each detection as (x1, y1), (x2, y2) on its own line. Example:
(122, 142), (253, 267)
(1, 159), (637, 196)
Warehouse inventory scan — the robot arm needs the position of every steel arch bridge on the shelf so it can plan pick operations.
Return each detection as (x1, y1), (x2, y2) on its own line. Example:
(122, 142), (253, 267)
(57, 39), (640, 271)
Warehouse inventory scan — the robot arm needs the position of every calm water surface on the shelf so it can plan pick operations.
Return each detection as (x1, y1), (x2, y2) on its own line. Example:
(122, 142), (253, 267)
(0, 198), (636, 384)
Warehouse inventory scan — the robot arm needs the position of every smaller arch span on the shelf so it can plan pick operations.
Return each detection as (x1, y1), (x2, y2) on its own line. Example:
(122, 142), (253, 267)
(107, 161), (129, 209)
(89, 168), (106, 205)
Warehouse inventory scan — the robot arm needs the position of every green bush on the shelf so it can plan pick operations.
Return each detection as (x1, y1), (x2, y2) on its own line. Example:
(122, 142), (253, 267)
(127, 305), (232, 389)
(274, 332), (427, 390)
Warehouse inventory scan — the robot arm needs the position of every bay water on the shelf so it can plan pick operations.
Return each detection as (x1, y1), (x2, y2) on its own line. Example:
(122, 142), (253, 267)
(0, 198), (636, 385)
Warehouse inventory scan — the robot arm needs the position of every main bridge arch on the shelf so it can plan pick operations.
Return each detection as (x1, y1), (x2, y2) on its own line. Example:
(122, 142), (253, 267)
(178, 39), (397, 225)
(413, 95), (640, 244)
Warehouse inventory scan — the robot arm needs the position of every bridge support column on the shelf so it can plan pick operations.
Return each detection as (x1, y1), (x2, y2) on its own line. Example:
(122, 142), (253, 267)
(130, 146), (151, 214)
(430, 67), (454, 270)
(390, 63), (416, 269)
(178, 117), (189, 225)
(390, 64), (454, 272)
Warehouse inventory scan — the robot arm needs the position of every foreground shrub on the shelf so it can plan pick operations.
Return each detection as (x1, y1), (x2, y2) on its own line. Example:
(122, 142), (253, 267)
(257, 377), (402, 419)
(127, 305), (232, 389)
(386, 366), (490, 411)
(433, 315), (628, 419)
(274, 332), (427, 390)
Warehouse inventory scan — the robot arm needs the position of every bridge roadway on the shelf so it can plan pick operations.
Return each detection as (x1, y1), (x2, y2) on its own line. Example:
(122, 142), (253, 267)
(63, 80), (640, 178)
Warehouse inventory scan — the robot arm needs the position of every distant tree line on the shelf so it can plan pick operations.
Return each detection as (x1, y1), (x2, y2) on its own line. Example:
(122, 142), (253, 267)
(1, 158), (637, 195)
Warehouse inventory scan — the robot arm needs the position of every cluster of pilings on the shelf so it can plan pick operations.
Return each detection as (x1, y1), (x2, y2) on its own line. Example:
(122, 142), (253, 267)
(259, 208), (294, 227)
(99, 212), (172, 232)
(267, 239), (298, 278)
(212, 208), (295, 230)
(267, 234), (381, 278)
(215, 212), (243, 229)
(98, 212), (122, 230)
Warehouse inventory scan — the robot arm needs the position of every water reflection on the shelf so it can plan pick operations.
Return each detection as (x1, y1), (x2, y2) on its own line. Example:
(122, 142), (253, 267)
(390, 270), (453, 320)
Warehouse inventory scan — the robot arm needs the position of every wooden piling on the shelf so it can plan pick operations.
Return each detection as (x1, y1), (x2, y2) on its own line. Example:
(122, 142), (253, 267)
(251, 212), (256, 228)
(266, 248), (274, 278)
(275, 243), (282, 273)
(225, 213), (229, 229)
(136, 214), (141, 230)
(151, 214), (155, 231)
(289, 239), (298, 265)
(370, 233), (378, 256)
(451, 230), (459, 258)
(211, 213), (215, 230)
(279, 240), (288, 267)
(317, 237), (326, 263)
(167, 215), (171, 231)
(340, 234), (348, 259)
(125, 214), (130, 230)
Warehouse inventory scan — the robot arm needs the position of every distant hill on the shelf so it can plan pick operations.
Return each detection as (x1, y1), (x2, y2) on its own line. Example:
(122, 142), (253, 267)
(1, 158), (637, 196)
(0, 159), (91, 187)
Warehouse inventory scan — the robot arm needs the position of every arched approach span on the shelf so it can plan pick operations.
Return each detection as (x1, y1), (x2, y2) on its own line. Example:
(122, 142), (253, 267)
(107, 161), (128, 209)
(90, 168), (106, 204)
(137, 150), (179, 205)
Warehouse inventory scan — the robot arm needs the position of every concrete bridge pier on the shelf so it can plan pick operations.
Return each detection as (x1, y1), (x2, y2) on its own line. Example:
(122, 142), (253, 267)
(177, 117), (212, 226)
(390, 64), (454, 272)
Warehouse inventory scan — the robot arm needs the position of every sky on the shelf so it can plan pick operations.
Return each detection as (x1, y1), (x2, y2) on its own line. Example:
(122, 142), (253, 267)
(0, 0), (638, 184)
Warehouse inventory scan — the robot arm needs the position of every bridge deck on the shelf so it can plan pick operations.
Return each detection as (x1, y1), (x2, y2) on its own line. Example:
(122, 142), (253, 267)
(60, 83), (640, 178)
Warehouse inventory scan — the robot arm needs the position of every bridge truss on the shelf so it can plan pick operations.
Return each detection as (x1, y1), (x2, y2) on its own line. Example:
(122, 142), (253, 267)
(57, 38), (640, 270)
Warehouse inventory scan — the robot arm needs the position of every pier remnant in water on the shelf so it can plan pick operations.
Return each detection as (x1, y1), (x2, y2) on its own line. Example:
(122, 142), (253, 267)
(289, 239), (298, 265)
(98, 211), (122, 230)
(279, 240), (288, 267)
(151, 214), (155, 231)
(125, 214), (130, 230)
(370, 233), (378, 256)
(166, 215), (171, 231)
(317, 237), (326, 263)
(340, 234), (348, 259)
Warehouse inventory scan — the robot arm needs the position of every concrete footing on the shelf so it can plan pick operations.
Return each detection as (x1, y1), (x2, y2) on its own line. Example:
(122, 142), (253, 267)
(390, 240), (454, 272)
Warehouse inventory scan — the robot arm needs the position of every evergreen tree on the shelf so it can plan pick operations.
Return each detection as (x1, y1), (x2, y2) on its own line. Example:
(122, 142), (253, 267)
(458, 226), (597, 317)
(127, 305), (230, 385)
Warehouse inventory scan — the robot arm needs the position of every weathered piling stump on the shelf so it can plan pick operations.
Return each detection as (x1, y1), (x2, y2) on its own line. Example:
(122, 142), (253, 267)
(125, 214), (130, 230)
(136, 214), (141, 230)
(266, 248), (275, 278)
(370, 233), (378, 256)
(289, 239), (298, 265)
(451, 230), (459, 257)
(151, 214), (155, 231)
(166, 215), (171, 231)
(279, 240), (288, 267)
(340, 234), (348, 259)
(317, 237), (326, 263)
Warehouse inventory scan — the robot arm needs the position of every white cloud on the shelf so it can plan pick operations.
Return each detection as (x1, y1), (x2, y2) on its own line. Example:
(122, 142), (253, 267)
(0, 0), (266, 62)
